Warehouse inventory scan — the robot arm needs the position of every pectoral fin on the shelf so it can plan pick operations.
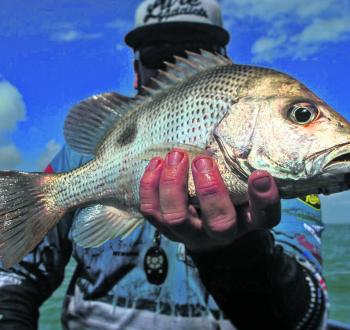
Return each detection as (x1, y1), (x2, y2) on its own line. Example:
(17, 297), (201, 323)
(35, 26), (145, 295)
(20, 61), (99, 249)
(72, 205), (143, 248)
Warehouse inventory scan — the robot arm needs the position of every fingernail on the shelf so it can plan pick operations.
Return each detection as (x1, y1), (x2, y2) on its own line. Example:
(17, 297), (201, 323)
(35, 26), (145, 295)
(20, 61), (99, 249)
(166, 150), (184, 166)
(252, 176), (271, 192)
(194, 157), (213, 172)
(147, 158), (161, 171)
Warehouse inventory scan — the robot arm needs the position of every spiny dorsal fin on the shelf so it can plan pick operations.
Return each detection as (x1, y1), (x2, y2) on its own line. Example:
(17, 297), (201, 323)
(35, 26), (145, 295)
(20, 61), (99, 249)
(64, 92), (141, 155)
(138, 49), (232, 99)
(64, 51), (232, 155)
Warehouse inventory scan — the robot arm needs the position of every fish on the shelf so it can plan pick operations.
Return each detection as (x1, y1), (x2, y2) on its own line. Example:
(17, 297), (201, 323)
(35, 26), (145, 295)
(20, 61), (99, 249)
(1, 50), (350, 268)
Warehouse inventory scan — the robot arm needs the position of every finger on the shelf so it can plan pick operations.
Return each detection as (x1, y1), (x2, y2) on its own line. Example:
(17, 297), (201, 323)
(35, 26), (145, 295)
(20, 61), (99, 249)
(139, 157), (164, 222)
(159, 148), (189, 227)
(192, 155), (237, 243)
(247, 170), (281, 230)
(139, 157), (179, 239)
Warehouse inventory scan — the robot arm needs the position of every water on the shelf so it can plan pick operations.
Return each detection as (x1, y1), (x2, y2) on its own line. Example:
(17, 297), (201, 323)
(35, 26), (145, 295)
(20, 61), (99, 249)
(39, 260), (76, 330)
(323, 224), (350, 323)
(38, 223), (350, 329)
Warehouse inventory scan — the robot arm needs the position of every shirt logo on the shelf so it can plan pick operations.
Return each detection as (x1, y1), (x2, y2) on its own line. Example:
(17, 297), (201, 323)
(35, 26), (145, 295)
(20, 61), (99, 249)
(144, 0), (208, 23)
(298, 194), (321, 210)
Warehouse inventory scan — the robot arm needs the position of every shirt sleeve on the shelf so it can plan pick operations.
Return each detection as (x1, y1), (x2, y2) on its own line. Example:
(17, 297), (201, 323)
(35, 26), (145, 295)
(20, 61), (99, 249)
(0, 144), (90, 329)
(188, 195), (328, 330)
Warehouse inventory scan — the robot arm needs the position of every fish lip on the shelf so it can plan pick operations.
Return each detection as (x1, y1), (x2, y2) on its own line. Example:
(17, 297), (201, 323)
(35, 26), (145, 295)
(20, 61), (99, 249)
(305, 142), (350, 175)
(279, 143), (350, 198)
(322, 143), (350, 173)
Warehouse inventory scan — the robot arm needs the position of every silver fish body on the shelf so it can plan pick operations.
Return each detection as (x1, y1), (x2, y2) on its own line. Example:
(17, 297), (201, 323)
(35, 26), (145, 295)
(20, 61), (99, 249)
(1, 51), (350, 267)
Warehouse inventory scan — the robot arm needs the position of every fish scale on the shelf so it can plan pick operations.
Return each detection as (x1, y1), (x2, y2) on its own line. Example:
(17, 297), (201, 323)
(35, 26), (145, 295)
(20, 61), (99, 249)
(54, 64), (258, 213)
(1, 50), (350, 268)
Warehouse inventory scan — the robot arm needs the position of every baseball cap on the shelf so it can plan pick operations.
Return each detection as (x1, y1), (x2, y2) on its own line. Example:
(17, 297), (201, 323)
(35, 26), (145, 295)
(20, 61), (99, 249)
(125, 0), (230, 50)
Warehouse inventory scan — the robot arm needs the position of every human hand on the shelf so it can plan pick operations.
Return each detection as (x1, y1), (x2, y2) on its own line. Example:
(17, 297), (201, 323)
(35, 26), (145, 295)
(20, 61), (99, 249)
(139, 148), (281, 252)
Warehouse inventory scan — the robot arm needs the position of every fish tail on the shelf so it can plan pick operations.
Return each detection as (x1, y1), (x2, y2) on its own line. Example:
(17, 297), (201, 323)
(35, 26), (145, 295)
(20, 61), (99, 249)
(0, 171), (65, 268)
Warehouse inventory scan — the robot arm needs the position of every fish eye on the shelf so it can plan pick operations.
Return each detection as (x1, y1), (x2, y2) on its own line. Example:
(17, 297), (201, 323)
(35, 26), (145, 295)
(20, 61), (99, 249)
(288, 102), (319, 125)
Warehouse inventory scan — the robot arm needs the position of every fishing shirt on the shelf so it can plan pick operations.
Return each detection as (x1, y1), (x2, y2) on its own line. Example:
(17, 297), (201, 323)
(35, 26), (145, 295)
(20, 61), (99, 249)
(0, 144), (328, 330)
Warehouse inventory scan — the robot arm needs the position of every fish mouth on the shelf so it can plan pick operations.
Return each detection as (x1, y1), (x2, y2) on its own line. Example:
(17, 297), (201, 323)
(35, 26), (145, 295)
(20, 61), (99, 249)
(322, 143), (350, 173)
(280, 143), (350, 198)
(313, 143), (350, 195)
(304, 142), (350, 175)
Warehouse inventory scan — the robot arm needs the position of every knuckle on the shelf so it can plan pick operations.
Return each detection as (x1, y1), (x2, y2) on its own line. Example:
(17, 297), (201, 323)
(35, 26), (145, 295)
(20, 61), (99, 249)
(160, 168), (182, 186)
(196, 182), (220, 197)
(139, 186), (155, 203)
(162, 210), (187, 225)
(140, 176), (156, 190)
(140, 203), (157, 217)
(164, 165), (179, 175)
(159, 186), (183, 202)
(160, 176), (178, 187)
(161, 165), (185, 182)
(207, 214), (236, 234)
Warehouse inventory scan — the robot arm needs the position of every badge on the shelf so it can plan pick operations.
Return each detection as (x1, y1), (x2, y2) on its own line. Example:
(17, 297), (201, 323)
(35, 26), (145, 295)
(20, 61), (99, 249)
(298, 194), (321, 210)
(144, 231), (168, 285)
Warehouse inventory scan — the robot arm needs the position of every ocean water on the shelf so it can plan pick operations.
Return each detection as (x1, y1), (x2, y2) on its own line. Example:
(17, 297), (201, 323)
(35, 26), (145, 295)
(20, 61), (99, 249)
(323, 224), (350, 324)
(38, 223), (350, 329)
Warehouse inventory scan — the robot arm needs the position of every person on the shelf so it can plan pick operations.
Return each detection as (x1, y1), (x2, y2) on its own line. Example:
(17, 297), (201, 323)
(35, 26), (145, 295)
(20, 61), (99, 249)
(0, 0), (328, 329)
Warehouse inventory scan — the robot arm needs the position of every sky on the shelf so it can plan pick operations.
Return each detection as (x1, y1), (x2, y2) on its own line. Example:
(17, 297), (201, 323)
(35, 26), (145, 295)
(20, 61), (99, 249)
(0, 0), (349, 223)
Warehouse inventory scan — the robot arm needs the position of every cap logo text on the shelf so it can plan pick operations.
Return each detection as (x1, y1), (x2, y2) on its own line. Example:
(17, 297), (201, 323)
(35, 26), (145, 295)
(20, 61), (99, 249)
(144, 0), (208, 23)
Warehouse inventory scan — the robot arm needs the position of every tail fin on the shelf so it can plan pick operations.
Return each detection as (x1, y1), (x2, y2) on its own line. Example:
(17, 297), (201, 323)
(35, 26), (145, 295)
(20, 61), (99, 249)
(0, 171), (65, 268)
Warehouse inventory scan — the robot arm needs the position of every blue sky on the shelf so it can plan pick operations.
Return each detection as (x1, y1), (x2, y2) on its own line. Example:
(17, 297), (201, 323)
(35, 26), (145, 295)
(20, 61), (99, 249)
(0, 0), (349, 223)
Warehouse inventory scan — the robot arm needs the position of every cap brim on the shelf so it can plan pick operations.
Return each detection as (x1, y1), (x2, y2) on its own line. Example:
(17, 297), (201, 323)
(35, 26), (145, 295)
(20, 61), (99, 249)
(125, 22), (230, 49)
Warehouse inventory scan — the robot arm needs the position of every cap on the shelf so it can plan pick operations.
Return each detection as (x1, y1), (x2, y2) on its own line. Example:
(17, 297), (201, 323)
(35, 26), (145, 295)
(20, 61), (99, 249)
(125, 0), (230, 49)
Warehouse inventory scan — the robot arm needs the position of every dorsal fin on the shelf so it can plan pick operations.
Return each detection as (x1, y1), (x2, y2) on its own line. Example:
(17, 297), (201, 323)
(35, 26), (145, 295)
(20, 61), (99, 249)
(138, 49), (232, 99)
(64, 92), (140, 155)
(64, 51), (232, 155)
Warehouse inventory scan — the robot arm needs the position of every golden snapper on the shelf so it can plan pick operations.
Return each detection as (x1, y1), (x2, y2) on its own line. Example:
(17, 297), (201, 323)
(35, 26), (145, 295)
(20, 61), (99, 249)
(1, 51), (350, 268)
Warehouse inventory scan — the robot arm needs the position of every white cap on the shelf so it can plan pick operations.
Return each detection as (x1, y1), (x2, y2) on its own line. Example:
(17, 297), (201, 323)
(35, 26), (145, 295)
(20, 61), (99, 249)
(125, 0), (229, 49)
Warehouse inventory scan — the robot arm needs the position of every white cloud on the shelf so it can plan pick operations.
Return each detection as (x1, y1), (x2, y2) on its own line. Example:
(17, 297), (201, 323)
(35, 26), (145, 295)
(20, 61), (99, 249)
(220, 0), (336, 22)
(115, 43), (125, 51)
(0, 144), (22, 170)
(219, 0), (350, 62)
(251, 35), (287, 62)
(51, 29), (103, 43)
(36, 139), (61, 170)
(0, 80), (26, 169)
(293, 16), (350, 44)
(105, 18), (133, 32)
(105, 18), (133, 52)
(46, 21), (103, 43)
(0, 80), (26, 133)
